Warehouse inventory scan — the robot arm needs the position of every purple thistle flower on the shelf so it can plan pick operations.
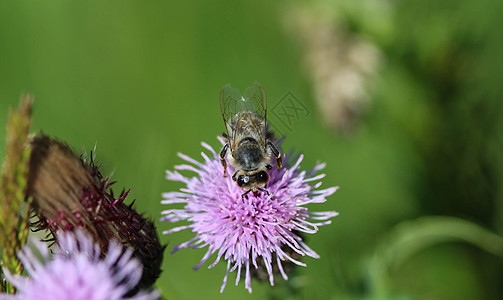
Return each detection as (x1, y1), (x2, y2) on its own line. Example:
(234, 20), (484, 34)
(0, 230), (160, 300)
(27, 135), (164, 288)
(161, 140), (338, 293)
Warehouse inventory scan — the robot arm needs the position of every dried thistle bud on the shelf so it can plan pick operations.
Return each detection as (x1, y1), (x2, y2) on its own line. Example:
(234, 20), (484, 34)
(27, 134), (164, 288)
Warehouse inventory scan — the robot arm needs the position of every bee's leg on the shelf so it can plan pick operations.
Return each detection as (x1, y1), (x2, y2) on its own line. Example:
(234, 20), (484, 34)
(241, 189), (252, 200)
(266, 131), (275, 140)
(258, 187), (270, 196)
(221, 132), (228, 139)
(267, 141), (282, 169)
(220, 143), (229, 177)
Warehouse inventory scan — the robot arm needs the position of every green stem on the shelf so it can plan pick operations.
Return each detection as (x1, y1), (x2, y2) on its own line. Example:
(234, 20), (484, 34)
(366, 216), (503, 299)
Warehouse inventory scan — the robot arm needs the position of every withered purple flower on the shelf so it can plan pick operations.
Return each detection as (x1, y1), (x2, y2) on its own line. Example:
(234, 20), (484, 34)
(27, 135), (164, 288)
(161, 140), (338, 293)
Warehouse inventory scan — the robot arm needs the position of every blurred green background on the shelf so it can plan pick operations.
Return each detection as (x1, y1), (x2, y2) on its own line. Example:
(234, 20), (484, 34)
(2, 0), (503, 299)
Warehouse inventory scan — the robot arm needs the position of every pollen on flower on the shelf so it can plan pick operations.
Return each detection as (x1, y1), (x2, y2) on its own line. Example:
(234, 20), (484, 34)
(161, 140), (338, 293)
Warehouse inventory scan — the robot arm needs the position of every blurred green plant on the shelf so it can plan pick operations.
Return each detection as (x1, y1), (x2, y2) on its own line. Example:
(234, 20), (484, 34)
(286, 0), (503, 298)
(0, 96), (33, 293)
(366, 216), (503, 299)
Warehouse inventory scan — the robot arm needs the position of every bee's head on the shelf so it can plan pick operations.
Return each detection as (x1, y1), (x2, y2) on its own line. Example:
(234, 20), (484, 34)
(234, 170), (269, 191)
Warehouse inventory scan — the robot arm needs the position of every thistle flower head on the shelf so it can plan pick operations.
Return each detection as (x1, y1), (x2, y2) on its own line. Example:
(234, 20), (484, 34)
(161, 140), (338, 293)
(0, 230), (160, 300)
(27, 135), (164, 288)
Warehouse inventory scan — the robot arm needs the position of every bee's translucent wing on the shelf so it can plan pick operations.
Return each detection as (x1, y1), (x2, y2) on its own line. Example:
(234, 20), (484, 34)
(243, 81), (267, 123)
(220, 82), (267, 145)
(220, 84), (241, 134)
(242, 82), (267, 145)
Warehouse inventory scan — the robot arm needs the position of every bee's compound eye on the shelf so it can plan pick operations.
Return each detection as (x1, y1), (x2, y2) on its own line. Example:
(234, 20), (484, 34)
(256, 171), (269, 183)
(237, 175), (249, 187)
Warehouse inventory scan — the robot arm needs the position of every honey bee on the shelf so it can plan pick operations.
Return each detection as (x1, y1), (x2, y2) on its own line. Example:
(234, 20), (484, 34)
(219, 82), (282, 196)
